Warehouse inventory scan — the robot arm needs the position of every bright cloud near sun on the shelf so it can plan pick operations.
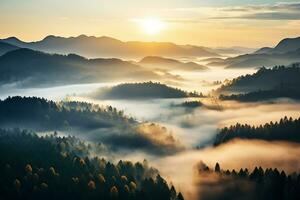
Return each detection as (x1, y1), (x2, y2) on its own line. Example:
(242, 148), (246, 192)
(139, 18), (166, 35)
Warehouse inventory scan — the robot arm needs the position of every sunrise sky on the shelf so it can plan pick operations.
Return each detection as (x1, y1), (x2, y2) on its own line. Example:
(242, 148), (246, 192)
(1, 0), (300, 47)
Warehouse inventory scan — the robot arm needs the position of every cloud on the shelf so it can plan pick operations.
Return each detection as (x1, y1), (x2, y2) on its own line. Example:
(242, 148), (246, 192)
(101, 123), (185, 155)
(162, 2), (300, 22)
(214, 2), (300, 20)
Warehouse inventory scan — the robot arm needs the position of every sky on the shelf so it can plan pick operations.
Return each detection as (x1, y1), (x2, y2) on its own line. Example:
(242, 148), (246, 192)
(1, 0), (300, 47)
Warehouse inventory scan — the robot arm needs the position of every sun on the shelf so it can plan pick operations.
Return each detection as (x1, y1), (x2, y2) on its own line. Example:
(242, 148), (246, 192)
(140, 18), (165, 35)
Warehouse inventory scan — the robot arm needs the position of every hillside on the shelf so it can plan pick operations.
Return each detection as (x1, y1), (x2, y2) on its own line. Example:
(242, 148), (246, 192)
(0, 48), (158, 87)
(255, 36), (300, 54)
(219, 89), (300, 102)
(216, 65), (300, 94)
(0, 41), (19, 56)
(214, 117), (300, 145)
(139, 56), (208, 71)
(0, 96), (134, 131)
(208, 36), (300, 69)
(1, 35), (219, 59)
(0, 96), (183, 155)
(0, 129), (183, 200)
(208, 50), (300, 69)
(196, 162), (300, 200)
(92, 82), (201, 99)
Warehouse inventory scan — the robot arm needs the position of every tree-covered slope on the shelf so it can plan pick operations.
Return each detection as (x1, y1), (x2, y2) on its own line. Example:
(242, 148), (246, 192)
(214, 117), (300, 145)
(195, 162), (300, 200)
(217, 65), (300, 94)
(93, 82), (201, 99)
(0, 129), (184, 200)
(0, 96), (183, 155)
(0, 96), (134, 131)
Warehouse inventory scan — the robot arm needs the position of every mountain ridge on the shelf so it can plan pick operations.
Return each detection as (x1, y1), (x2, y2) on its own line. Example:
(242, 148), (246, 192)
(1, 35), (220, 59)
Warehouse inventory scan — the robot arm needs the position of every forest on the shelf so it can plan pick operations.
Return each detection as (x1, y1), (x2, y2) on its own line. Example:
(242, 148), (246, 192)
(217, 65), (300, 94)
(1, 4), (300, 199)
(93, 82), (203, 99)
(0, 129), (184, 200)
(196, 162), (300, 200)
(0, 96), (135, 131)
(214, 117), (300, 145)
(219, 88), (300, 102)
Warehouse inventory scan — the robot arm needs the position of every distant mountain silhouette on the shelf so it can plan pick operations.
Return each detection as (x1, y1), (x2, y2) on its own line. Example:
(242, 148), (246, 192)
(0, 41), (19, 56)
(208, 49), (300, 68)
(208, 36), (300, 68)
(255, 36), (300, 54)
(138, 56), (208, 71)
(212, 46), (257, 55)
(1, 35), (219, 59)
(217, 65), (300, 94)
(92, 82), (201, 99)
(0, 48), (159, 87)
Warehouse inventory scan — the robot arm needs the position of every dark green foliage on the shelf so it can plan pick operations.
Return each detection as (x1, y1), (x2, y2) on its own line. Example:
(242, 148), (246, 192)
(0, 129), (182, 200)
(196, 162), (300, 200)
(219, 88), (300, 101)
(0, 96), (135, 131)
(178, 101), (203, 108)
(96, 82), (202, 99)
(218, 65), (300, 94)
(214, 117), (300, 145)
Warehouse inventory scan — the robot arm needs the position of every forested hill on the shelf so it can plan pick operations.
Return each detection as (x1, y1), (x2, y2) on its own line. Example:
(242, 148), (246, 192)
(0, 48), (157, 87)
(0, 96), (184, 156)
(0, 129), (184, 200)
(93, 82), (202, 99)
(214, 117), (300, 145)
(196, 162), (300, 200)
(138, 56), (208, 71)
(217, 65), (300, 94)
(219, 89), (300, 102)
(0, 96), (134, 131)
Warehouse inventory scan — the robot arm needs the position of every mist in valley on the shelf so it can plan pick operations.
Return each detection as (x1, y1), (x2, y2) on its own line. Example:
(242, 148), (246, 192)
(1, 66), (299, 200)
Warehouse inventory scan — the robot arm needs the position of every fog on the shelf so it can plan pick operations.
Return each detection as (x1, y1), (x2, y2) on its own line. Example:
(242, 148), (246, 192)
(1, 67), (300, 200)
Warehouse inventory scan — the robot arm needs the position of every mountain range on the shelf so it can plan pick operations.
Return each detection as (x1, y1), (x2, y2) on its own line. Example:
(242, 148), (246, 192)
(208, 37), (300, 68)
(1, 35), (219, 59)
(0, 48), (160, 87)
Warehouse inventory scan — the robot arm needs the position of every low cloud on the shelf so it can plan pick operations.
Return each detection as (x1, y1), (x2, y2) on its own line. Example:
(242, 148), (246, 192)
(101, 123), (185, 155)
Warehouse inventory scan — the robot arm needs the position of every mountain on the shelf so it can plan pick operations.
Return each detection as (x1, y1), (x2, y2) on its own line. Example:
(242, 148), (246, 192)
(0, 48), (159, 87)
(207, 36), (300, 68)
(208, 48), (300, 68)
(213, 46), (257, 55)
(254, 37), (300, 54)
(0, 41), (19, 56)
(138, 56), (208, 71)
(216, 65), (300, 94)
(1, 35), (219, 59)
(92, 82), (201, 99)
(254, 47), (273, 54)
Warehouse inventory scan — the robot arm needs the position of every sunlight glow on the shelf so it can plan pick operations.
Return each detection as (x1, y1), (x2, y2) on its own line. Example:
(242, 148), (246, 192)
(140, 18), (165, 35)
